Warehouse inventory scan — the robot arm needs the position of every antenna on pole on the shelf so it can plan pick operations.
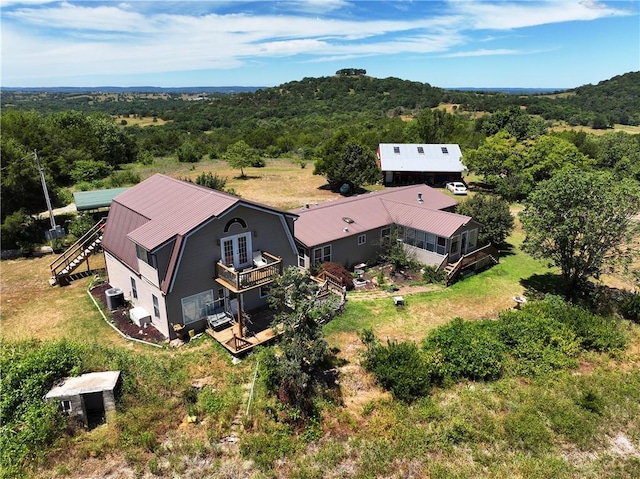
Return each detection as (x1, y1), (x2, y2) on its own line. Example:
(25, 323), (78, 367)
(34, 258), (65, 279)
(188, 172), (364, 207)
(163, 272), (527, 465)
(35, 150), (65, 241)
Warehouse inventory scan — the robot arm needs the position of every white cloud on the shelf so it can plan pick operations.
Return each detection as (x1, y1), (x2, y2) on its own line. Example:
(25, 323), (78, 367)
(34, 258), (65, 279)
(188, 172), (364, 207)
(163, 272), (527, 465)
(451, 0), (630, 30)
(441, 48), (521, 58)
(0, 0), (635, 85)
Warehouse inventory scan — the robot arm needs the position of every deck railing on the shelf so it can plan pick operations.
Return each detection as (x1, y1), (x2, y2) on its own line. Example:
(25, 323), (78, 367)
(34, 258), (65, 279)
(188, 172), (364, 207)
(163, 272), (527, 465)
(215, 251), (282, 292)
(445, 243), (499, 285)
(313, 271), (343, 295)
(50, 217), (106, 285)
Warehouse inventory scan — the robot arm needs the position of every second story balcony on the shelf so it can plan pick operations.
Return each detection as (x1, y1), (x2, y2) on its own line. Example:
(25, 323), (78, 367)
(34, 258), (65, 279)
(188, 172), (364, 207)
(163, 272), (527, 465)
(215, 251), (282, 293)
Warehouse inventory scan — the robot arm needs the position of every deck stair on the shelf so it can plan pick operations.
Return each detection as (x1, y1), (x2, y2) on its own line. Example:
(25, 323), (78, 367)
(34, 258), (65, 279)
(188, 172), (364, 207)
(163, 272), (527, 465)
(49, 218), (106, 286)
(444, 244), (499, 286)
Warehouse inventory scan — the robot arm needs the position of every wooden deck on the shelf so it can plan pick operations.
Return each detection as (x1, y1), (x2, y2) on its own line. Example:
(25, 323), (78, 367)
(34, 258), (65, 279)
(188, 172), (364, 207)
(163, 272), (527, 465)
(205, 306), (282, 355)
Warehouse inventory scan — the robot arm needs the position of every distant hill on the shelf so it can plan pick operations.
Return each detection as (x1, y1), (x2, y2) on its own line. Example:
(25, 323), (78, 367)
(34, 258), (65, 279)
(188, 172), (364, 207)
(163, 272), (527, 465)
(1, 86), (263, 94)
(2, 71), (638, 126)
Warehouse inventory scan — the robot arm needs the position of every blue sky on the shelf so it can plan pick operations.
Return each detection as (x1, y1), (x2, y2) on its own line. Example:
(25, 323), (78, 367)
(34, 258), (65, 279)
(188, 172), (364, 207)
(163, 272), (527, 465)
(1, 0), (638, 88)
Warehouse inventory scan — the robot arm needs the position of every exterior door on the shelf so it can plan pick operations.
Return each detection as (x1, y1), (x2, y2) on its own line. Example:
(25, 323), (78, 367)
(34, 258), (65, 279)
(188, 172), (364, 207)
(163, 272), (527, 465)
(220, 232), (251, 269)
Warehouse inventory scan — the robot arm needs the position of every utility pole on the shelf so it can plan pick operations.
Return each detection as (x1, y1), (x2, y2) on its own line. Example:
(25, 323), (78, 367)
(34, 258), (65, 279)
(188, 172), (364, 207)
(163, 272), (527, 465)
(35, 150), (64, 240)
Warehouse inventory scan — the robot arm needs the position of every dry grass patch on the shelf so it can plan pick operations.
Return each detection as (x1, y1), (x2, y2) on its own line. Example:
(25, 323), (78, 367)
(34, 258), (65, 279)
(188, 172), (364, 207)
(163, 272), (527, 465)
(177, 158), (341, 210)
(0, 254), (118, 343)
(549, 121), (640, 136)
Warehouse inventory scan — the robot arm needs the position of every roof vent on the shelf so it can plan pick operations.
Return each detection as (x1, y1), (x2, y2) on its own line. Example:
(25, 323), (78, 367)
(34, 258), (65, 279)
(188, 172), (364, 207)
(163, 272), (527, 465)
(417, 193), (423, 203)
(342, 217), (354, 224)
(343, 227), (349, 232)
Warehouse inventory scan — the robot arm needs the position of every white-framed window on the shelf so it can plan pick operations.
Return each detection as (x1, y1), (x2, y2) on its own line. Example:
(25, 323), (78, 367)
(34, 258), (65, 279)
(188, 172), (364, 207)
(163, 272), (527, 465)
(60, 400), (72, 413)
(181, 289), (215, 325)
(152, 294), (160, 318)
(297, 247), (306, 268)
(313, 245), (332, 265)
(220, 232), (252, 269)
(130, 277), (138, 300)
(358, 234), (366, 245)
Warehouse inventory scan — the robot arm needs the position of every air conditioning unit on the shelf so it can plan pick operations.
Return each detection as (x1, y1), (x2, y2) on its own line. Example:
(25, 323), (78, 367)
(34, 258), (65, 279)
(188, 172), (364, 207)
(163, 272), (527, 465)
(129, 307), (151, 327)
(105, 288), (124, 310)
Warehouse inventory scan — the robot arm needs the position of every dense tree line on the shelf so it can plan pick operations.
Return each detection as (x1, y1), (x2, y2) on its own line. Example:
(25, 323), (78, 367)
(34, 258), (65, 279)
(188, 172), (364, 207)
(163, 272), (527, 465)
(2, 71), (639, 252)
(4, 71), (638, 127)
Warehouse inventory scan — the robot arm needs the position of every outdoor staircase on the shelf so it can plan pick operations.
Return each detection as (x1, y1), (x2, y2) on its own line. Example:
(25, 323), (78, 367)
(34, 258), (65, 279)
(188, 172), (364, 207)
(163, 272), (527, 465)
(49, 218), (106, 286)
(444, 244), (500, 286)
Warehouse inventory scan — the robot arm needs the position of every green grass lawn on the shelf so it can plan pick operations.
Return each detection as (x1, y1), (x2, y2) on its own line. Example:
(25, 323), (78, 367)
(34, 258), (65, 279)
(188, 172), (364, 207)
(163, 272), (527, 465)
(325, 230), (553, 342)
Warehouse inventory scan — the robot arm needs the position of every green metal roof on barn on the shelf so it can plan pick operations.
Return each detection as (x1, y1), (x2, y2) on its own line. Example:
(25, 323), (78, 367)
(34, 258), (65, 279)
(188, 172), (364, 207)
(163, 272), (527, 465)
(73, 187), (130, 212)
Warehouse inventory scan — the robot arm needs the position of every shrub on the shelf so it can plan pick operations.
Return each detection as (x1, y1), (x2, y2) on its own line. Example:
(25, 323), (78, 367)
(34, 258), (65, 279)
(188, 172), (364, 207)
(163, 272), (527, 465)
(108, 169), (141, 187)
(497, 308), (580, 376)
(66, 214), (96, 239)
(524, 295), (627, 353)
(360, 332), (431, 402)
(423, 318), (505, 383)
(578, 389), (605, 415)
(194, 172), (228, 191)
(176, 140), (201, 163)
(618, 291), (640, 323)
(1, 209), (40, 251)
(137, 150), (154, 165)
(71, 159), (113, 183)
(422, 265), (446, 284)
(318, 262), (354, 290)
(251, 157), (266, 167)
(0, 340), (84, 477)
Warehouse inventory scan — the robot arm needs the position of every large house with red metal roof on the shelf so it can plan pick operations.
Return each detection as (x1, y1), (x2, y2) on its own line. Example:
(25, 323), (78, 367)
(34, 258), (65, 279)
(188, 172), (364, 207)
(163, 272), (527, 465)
(101, 174), (298, 341)
(377, 143), (466, 186)
(293, 184), (482, 272)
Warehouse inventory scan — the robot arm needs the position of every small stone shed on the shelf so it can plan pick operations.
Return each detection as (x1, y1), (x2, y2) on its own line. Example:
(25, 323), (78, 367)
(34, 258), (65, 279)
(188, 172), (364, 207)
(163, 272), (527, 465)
(45, 371), (121, 428)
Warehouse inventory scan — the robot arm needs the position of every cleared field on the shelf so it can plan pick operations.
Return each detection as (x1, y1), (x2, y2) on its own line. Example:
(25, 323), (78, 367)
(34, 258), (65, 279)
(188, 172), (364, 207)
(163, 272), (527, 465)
(549, 121), (640, 135)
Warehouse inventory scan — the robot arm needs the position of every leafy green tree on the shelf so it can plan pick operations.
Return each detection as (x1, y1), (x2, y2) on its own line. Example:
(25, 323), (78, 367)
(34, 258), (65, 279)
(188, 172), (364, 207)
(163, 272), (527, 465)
(314, 132), (380, 192)
(262, 267), (338, 416)
(478, 106), (546, 141)
(464, 131), (524, 180)
(593, 132), (640, 181)
(70, 159), (113, 183)
(523, 135), (591, 183)
(176, 140), (201, 163)
(520, 169), (640, 299)
(0, 138), (66, 222)
(456, 194), (514, 245)
(223, 140), (257, 178)
(409, 108), (456, 143)
(0, 209), (40, 251)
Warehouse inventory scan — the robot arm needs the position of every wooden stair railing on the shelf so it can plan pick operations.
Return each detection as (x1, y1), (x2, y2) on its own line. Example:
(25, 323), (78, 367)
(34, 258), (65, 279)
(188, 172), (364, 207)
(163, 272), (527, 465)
(49, 218), (106, 286)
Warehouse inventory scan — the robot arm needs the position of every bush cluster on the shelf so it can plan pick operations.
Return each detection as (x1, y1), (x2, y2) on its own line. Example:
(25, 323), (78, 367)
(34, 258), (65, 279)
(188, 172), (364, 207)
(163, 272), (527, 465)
(0, 340), (84, 478)
(360, 296), (627, 402)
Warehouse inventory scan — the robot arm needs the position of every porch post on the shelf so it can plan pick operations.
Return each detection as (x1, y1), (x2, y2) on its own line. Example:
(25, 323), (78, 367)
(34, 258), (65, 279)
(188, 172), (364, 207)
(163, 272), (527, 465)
(237, 293), (244, 337)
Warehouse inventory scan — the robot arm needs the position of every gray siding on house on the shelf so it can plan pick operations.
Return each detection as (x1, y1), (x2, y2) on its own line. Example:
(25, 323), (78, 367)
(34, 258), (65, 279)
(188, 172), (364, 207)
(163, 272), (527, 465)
(165, 204), (297, 334)
(303, 226), (391, 270)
